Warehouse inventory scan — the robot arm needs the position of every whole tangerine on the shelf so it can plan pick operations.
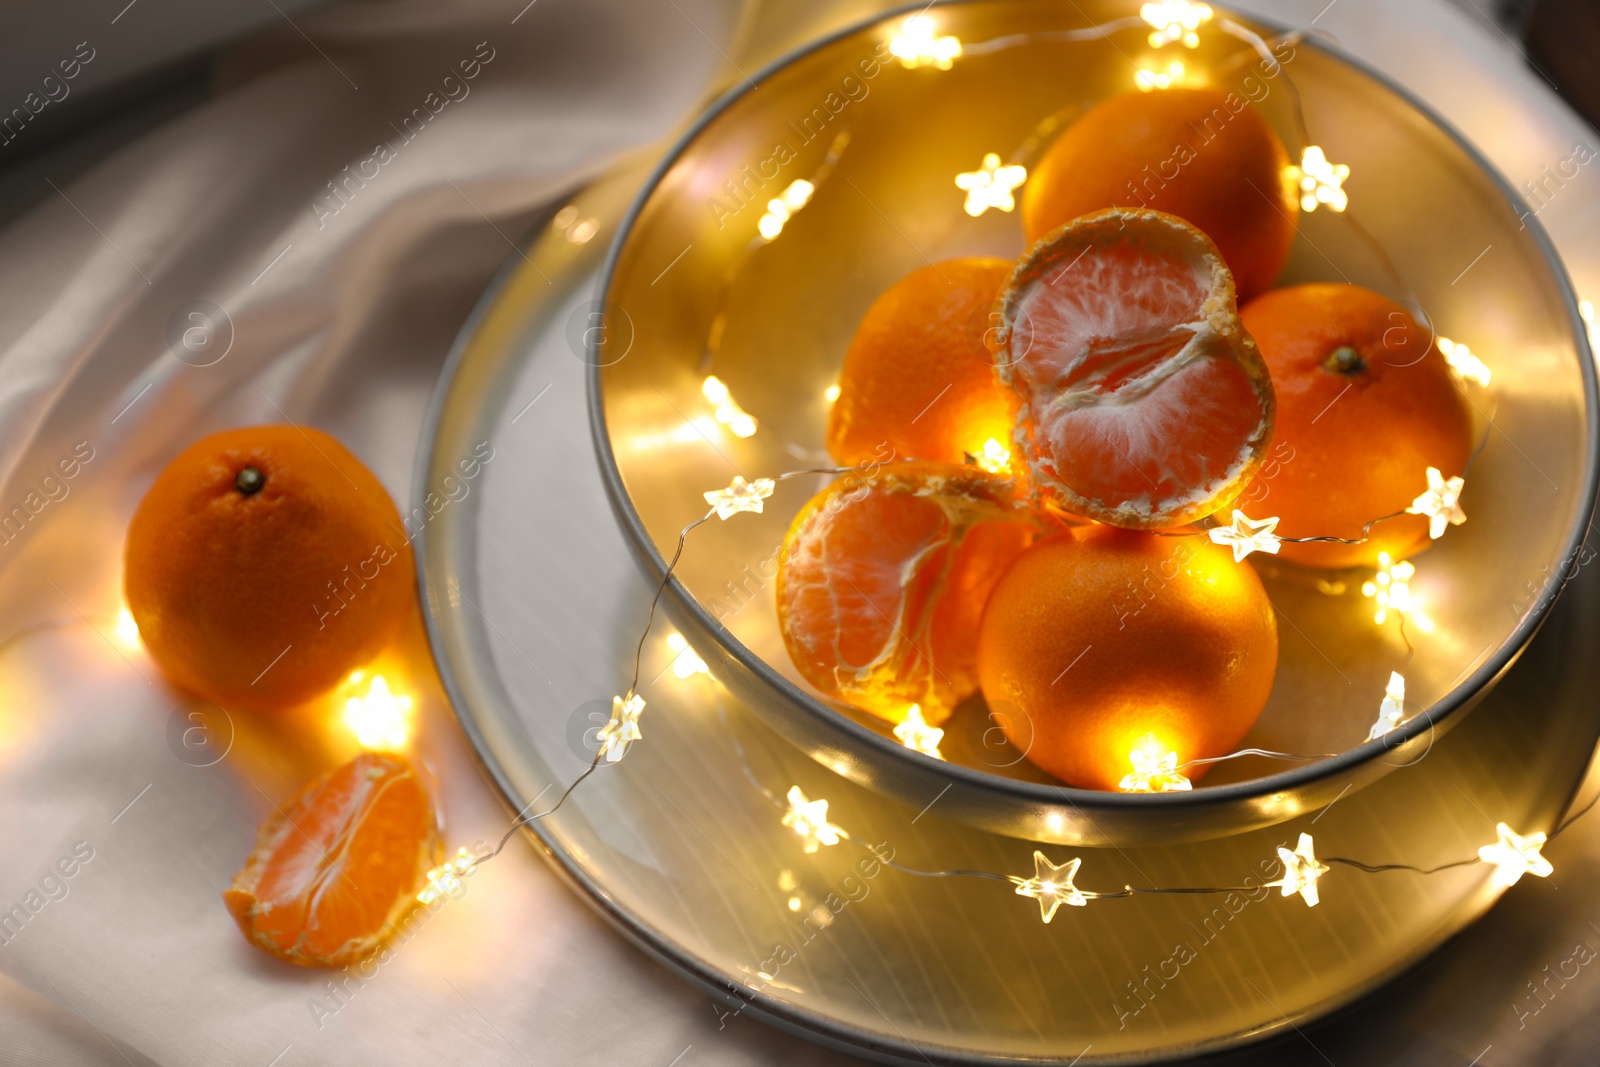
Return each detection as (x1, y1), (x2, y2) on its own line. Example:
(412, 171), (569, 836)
(827, 258), (1016, 467)
(1021, 87), (1298, 301)
(992, 208), (1275, 529)
(125, 425), (414, 712)
(1236, 283), (1474, 569)
(976, 526), (1278, 791)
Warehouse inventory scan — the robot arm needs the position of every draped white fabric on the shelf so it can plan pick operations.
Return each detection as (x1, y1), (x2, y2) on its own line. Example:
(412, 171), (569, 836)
(0, 0), (1595, 1063)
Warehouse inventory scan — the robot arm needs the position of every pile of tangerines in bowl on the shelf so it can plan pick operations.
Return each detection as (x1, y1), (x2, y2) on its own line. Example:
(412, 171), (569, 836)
(774, 86), (1470, 793)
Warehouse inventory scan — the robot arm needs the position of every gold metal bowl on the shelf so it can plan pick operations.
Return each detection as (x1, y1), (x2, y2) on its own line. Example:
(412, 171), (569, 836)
(589, 0), (1597, 845)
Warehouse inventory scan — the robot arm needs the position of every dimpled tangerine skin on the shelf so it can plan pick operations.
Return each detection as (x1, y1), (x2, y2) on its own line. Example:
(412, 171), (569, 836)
(827, 258), (1017, 466)
(1237, 283), (1474, 569)
(976, 526), (1278, 791)
(125, 426), (414, 712)
(1021, 87), (1298, 302)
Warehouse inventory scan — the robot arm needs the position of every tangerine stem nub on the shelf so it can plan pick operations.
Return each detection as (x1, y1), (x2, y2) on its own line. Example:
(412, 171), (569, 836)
(235, 466), (265, 495)
(1324, 345), (1365, 375)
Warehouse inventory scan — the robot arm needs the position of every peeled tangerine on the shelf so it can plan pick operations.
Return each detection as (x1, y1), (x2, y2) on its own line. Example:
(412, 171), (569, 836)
(777, 461), (1037, 726)
(225, 752), (442, 967)
(977, 527), (1278, 791)
(992, 208), (1275, 529)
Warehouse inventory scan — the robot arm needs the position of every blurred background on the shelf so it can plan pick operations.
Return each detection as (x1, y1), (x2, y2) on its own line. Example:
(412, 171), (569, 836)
(0, 0), (1593, 232)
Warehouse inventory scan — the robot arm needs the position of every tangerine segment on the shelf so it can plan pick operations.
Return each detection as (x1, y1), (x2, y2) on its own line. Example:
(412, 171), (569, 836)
(1238, 284), (1473, 569)
(777, 461), (1037, 725)
(993, 208), (1274, 529)
(827, 258), (1016, 466)
(1021, 87), (1298, 301)
(224, 752), (441, 968)
(977, 527), (1278, 791)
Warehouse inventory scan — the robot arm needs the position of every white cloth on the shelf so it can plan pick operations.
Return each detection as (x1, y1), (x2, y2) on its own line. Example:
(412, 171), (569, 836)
(0, 0), (1595, 1064)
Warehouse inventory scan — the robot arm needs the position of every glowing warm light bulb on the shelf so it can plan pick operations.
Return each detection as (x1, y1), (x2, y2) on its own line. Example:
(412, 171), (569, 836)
(342, 674), (414, 750)
(703, 475), (775, 520)
(1361, 552), (1434, 632)
(596, 692), (644, 763)
(757, 180), (815, 241)
(781, 786), (844, 853)
(666, 632), (709, 679)
(888, 14), (962, 69)
(1270, 833), (1329, 906)
(113, 606), (142, 652)
(1140, 1), (1213, 48)
(1405, 467), (1466, 540)
(1367, 671), (1406, 741)
(1286, 146), (1350, 212)
(955, 154), (1027, 217)
(1118, 734), (1192, 793)
(1436, 336), (1491, 387)
(1134, 59), (1187, 91)
(1478, 822), (1552, 887)
(824, 383), (841, 404)
(701, 375), (758, 437)
(975, 438), (1011, 474)
(1011, 851), (1089, 922)
(417, 846), (479, 905)
(1208, 510), (1282, 562)
(893, 704), (945, 759)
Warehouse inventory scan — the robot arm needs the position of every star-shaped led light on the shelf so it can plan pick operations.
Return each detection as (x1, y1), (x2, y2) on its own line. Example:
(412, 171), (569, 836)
(666, 632), (709, 679)
(704, 475), (775, 520)
(1270, 833), (1330, 907)
(1134, 59), (1187, 92)
(974, 437), (1011, 475)
(596, 691), (644, 763)
(417, 846), (480, 905)
(757, 179), (815, 241)
(1405, 466), (1466, 540)
(1478, 822), (1553, 887)
(1118, 735), (1193, 793)
(1367, 671), (1406, 741)
(1361, 552), (1434, 633)
(893, 704), (945, 759)
(342, 673), (414, 750)
(887, 14), (962, 69)
(1286, 145), (1350, 212)
(1208, 510), (1282, 563)
(781, 786), (845, 853)
(1140, 1), (1213, 48)
(956, 153), (1027, 217)
(701, 375), (757, 437)
(1011, 851), (1089, 923)
(1437, 336), (1491, 387)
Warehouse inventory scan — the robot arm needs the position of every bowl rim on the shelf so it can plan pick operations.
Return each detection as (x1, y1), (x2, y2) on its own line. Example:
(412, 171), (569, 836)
(586, 0), (1600, 815)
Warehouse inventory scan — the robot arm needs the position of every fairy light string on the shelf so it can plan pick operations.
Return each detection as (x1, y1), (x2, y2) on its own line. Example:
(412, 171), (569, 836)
(415, 9), (1593, 921)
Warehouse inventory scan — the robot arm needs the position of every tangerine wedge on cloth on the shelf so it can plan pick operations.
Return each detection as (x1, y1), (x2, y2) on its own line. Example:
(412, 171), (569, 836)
(827, 258), (1016, 466)
(224, 752), (442, 967)
(777, 461), (1037, 725)
(1237, 283), (1473, 568)
(125, 425), (414, 712)
(991, 208), (1275, 529)
(977, 527), (1278, 791)
(1021, 87), (1298, 300)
